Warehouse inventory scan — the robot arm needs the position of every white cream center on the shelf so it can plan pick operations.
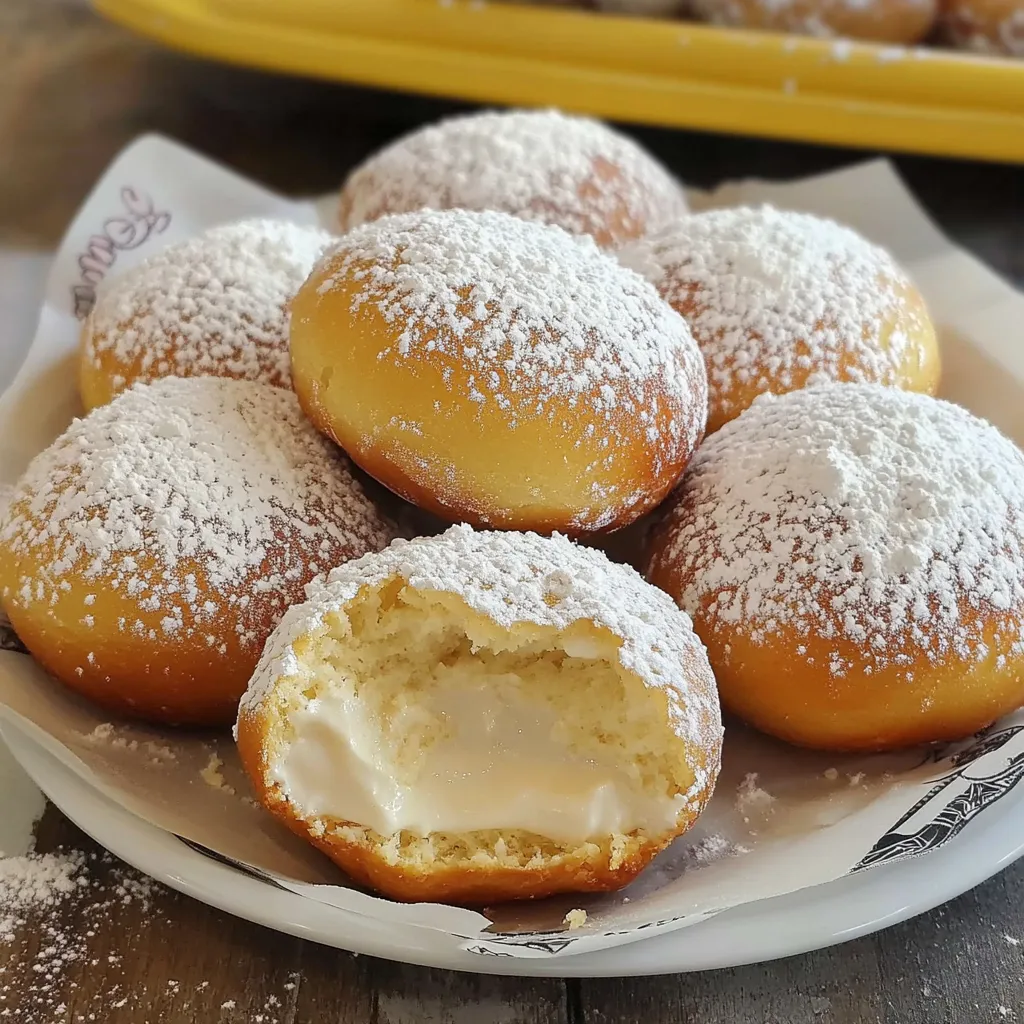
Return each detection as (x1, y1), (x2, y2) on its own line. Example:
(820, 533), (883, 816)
(273, 671), (682, 843)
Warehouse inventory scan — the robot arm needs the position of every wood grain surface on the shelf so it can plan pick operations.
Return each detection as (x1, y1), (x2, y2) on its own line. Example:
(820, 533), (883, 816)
(2, 2), (1024, 1022)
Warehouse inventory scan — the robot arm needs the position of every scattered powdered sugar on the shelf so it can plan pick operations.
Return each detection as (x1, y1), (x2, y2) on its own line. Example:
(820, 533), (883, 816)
(241, 524), (723, 811)
(621, 205), (930, 427)
(0, 845), (161, 1023)
(84, 219), (333, 392)
(337, 108), (686, 247)
(680, 831), (748, 866)
(1, 377), (395, 661)
(311, 208), (706, 530)
(650, 383), (1024, 680)
(735, 773), (776, 823)
(0, 851), (86, 942)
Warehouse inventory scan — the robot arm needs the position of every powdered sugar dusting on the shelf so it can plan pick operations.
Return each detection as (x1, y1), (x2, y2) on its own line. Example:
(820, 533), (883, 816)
(650, 384), (1024, 679)
(241, 525), (722, 806)
(84, 219), (333, 393)
(621, 205), (930, 427)
(337, 109), (686, 247)
(1, 377), (395, 660)
(311, 208), (706, 530)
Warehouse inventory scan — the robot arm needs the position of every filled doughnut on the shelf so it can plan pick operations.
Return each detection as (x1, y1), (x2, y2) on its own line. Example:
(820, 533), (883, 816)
(79, 219), (333, 410)
(621, 205), (940, 435)
(337, 109), (687, 249)
(236, 524), (722, 904)
(290, 207), (708, 535)
(688, 0), (937, 41)
(939, 0), (1024, 55)
(0, 377), (396, 726)
(646, 383), (1024, 752)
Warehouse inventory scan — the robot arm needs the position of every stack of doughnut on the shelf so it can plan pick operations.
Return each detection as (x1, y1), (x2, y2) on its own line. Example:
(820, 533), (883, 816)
(521, 0), (1024, 56)
(3, 106), (1022, 906)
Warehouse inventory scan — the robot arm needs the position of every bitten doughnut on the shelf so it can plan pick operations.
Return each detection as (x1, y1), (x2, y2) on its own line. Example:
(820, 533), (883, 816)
(0, 377), (395, 726)
(646, 383), (1024, 752)
(688, 0), (936, 41)
(79, 219), (333, 410)
(237, 524), (722, 904)
(621, 205), (940, 435)
(939, 0), (1024, 55)
(291, 208), (707, 535)
(337, 109), (687, 249)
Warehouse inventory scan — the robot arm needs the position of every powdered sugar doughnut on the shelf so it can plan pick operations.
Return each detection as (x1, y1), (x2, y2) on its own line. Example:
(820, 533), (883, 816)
(621, 206), (940, 435)
(647, 384), (1024, 752)
(337, 109), (687, 250)
(237, 524), (722, 903)
(0, 377), (396, 726)
(940, 0), (1024, 55)
(290, 208), (708, 535)
(79, 219), (333, 410)
(689, 0), (936, 41)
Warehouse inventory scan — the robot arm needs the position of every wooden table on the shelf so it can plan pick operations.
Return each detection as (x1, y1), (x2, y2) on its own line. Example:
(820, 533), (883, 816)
(3, 3), (1024, 1022)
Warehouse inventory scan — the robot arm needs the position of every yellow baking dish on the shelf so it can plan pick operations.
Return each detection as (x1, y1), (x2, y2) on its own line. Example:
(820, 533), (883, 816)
(94, 0), (1024, 163)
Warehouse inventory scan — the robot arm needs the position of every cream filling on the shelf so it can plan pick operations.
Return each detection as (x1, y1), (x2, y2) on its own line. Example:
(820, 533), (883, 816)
(273, 673), (683, 844)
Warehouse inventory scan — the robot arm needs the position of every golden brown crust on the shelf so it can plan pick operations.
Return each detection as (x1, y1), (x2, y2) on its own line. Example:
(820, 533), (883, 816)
(0, 378), (396, 727)
(79, 316), (290, 412)
(335, 110), (687, 250)
(668, 274), (939, 437)
(649, 527), (1024, 751)
(290, 229), (707, 536)
(3, 560), (264, 726)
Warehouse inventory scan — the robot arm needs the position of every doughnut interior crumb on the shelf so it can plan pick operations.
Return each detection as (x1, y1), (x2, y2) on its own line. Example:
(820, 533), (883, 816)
(564, 908), (588, 930)
(257, 577), (700, 876)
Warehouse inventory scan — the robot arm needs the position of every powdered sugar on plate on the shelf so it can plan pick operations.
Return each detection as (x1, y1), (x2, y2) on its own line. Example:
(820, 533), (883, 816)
(337, 108), (687, 248)
(620, 205), (933, 428)
(83, 219), (333, 394)
(0, 377), (395, 661)
(650, 383), (1024, 679)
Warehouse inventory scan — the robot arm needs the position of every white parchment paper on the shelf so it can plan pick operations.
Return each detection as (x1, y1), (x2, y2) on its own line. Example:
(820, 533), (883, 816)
(1, 134), (1023, 959)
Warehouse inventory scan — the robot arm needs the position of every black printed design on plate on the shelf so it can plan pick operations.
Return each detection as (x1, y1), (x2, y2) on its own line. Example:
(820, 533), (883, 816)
(71, 187), (171, 319)
(853, 725), (1024, 870)
(175, 836), (295, 891)
(470, 937), (578, 956)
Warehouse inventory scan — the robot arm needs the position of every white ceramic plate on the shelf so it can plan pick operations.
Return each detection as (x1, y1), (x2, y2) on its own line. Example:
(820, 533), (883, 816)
(7, 717), (1024, 977)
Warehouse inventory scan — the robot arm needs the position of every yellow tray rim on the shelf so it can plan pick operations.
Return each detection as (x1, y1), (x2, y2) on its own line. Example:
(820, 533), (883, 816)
(95, 0), (1024, 163)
